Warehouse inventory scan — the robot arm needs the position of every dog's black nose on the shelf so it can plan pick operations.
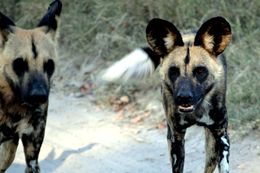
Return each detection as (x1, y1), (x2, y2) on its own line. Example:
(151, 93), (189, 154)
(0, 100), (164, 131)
(28, 87), (48, 104)
(175, 78), (194, 105)
(176, 91), (194, 104)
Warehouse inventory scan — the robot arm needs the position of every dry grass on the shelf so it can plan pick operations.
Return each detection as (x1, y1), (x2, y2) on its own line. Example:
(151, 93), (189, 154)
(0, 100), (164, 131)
(0, 0), (259, 131)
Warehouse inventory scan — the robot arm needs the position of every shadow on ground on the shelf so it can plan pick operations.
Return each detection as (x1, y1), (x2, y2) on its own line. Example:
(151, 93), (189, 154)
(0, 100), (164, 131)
(8, 143), (97, 173)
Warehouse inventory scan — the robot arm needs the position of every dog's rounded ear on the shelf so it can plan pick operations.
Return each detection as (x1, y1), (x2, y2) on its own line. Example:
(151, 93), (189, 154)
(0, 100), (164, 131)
(194, 16), (232, 56)
(146, 18), (184, 57)
(0, 12), (15, 45)
(38, 0), (62, 40)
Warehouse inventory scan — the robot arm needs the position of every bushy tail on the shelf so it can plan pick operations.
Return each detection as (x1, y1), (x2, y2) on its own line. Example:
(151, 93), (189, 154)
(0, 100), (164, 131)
(102, 47), (159, 82)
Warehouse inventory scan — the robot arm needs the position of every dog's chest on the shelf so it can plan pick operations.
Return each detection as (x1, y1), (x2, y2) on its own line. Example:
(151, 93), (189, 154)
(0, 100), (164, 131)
(179, 101), (215, 126)
(15, 118), (34, 135)
(0, 117), (33, 143)
(196, 112), (214, 125)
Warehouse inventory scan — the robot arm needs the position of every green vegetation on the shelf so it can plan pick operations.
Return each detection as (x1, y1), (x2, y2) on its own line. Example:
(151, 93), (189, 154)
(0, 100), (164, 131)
(0, 0), (259, 131)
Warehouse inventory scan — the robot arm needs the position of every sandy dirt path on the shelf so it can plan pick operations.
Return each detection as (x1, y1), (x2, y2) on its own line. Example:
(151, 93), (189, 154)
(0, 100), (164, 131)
(7, 94), (260, 173)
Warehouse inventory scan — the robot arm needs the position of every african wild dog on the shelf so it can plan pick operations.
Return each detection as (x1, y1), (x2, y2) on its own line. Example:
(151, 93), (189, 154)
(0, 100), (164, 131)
(0, 0), (62, 172)
(103, 17), (232, 173)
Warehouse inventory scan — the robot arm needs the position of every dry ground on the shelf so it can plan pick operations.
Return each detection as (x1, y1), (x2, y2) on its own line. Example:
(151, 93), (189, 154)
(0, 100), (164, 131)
(7, 92), (260, 173)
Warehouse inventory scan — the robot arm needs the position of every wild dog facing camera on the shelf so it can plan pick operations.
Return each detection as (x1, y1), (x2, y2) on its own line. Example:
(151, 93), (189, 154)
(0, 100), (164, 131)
(102, 16), (232, 173)
(0, 1), (62, 173)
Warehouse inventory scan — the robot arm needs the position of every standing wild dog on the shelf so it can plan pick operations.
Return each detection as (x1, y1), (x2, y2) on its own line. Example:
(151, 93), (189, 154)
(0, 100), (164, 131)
(103, 17), (232, 173)
(0, 0), (62, 172)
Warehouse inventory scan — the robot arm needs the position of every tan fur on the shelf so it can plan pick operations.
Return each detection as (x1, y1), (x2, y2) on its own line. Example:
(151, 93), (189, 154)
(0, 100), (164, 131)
(0, 1), (61, 172)
(24, 143), (35, 157)
(0, 27), (56, 74)
(0, 27), (56, 122)
(164, 33), (176, 52)
(161, 46), (223, 80)
(0, 140), (18, 172)
(160, 33), (225, 94)
(181, 33), (195, 44)
(201, 33), (231, 55)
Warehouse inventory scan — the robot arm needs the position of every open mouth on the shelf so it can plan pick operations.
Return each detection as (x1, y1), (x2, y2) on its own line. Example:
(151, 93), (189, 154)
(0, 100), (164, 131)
(178, 104), (195, 113)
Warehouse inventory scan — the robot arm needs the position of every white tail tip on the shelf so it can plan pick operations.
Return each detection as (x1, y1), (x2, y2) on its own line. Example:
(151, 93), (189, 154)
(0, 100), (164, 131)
(102, 48), (155, 82)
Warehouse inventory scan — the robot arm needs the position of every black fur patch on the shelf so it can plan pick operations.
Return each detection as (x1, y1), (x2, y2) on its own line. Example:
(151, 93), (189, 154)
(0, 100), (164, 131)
(168, 66), (180, 83)
(142, 47), (160, 69)
(164, 82), (174, 95)
(193, 66), (209, 83)
(146, 18), (184, 57)
(184, 46), (190, 65)
(206, 93), (228, 129)
(0, 12), (15, 30)
(194, 16), (231, 55)
(205, 83), (214, 95)
(0, 12), (15, 46)
(12, 58), (29, 77)
(0, 125), (18, 143)
(31, 39), (38, 59)
(38, 0), (62, 31)
(170, 138), (185, 172)
(0, 125), (13, 137)
(162, 92), (169, 116)
(11, 113), (22, 123)
(44, 59), (55, 77)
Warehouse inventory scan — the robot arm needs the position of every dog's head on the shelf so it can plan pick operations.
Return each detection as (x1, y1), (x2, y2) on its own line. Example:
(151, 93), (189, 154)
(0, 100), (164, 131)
(146, 17), (231, 114)
(0, 0), (62, 106)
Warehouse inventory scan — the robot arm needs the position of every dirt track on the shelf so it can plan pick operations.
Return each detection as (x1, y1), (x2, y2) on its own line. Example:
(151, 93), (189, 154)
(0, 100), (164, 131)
(7, 93), (260, 173)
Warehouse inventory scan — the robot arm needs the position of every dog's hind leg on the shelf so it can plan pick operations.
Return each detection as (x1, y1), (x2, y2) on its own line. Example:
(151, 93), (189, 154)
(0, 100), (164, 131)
(167, 125), (186, 173)
(0, 136), (19, 173)
(204, 127), (230, 173)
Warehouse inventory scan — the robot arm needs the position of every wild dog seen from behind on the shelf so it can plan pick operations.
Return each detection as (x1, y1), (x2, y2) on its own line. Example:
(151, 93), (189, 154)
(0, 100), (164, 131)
(0, 0), (62, 172)
(103, 17), (231, 173)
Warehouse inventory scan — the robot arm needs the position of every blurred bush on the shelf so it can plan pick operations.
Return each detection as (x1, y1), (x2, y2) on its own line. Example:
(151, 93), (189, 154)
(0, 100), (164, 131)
(0, 0), (259, 130)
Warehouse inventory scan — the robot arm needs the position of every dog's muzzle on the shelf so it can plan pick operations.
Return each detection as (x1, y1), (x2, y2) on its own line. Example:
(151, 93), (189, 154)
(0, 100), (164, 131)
(175, 86), (195, 113)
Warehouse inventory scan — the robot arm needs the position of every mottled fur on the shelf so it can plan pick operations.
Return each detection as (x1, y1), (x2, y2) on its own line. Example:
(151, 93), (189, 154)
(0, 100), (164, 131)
(0, 1), (62, 173)
(149, 17), (231, 173)
(103, 17), (231, 173)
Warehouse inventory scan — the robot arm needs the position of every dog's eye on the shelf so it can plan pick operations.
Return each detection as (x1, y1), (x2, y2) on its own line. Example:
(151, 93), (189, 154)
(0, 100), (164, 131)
(193, 66), (208, 82)
(12, 58), (29, 76)
(168, 66), (180, 82)
(44, 59), (55, 77)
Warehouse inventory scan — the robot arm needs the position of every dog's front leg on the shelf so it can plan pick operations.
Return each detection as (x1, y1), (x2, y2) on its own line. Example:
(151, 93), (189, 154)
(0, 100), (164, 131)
(21, 113), (47, 173)
(21, 125), (45, 173)
(217, 131), (230, 173)
(204, 127), (230, 173)
(167, 125), (186, 173)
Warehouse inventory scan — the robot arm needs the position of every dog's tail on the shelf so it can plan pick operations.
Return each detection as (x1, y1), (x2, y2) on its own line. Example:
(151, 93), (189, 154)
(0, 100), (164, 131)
(102, 47), (159, 82)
